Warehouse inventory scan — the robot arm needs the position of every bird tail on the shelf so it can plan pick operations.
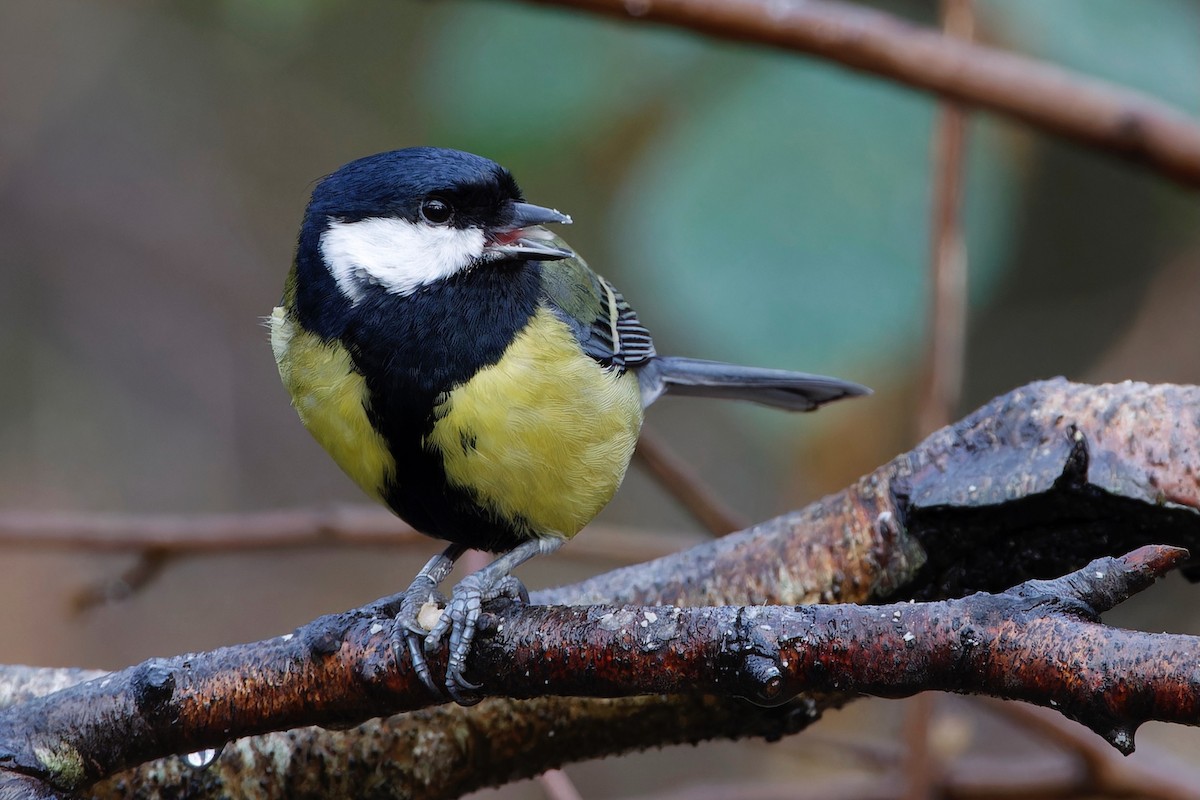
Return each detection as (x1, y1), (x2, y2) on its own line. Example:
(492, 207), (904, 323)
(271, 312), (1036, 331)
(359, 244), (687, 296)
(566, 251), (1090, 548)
(638, 356), (870, 411)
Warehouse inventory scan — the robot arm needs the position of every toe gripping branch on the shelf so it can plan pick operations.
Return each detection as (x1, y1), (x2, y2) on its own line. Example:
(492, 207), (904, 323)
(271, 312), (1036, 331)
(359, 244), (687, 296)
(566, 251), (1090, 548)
(0, 548), (1189, 800)
(393, 538), (562, 705)
(392, 544), (465, 697)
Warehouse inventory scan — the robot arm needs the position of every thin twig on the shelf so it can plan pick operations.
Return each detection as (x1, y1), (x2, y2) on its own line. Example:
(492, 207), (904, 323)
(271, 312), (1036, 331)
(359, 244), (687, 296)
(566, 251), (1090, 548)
(0, 508), (700, 564)
(901, 695), (938, 800)
(70, 548), (174, 613)
(979, 700), (1200, 800)
(516, 0), (1200, 187)
(2, 507), (702, 610)
(916, 0), (973, 440)
(462, 549), (491, 574)
(539, 769), (584, 800)
(0, 506), (414, 551)
(634, 428), (749, 535)
(616, 778), (900, 800)
(907, 2), (974, 794)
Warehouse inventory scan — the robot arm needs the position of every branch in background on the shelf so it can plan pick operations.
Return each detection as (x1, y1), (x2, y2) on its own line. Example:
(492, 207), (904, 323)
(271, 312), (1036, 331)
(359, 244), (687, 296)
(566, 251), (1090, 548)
(786, 711), (1200, 800)
(516, 0), (1200, 187)
(634, 426), (749, 535)
(69, 548), (173, 613)
(4, 426), (734, 610)
(916, 0), (973, 441)
(978, 701), (1200, 800)
(0, 506), (422, 552)
(537, 769), (584, 800)
(0, 507), (703, 611)
(0, 666), (108, 706)
(0, 546), (1190, 797)
(908, 1), (974, 792)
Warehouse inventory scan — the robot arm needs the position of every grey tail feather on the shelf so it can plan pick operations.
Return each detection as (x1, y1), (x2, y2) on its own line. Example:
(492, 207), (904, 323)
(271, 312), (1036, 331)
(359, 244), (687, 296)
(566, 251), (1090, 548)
(638, 356), (871, 412)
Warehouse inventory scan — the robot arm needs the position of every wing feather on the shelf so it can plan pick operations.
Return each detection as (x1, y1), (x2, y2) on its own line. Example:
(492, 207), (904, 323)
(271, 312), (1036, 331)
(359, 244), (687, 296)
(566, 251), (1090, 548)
(538, 251), (656, 373)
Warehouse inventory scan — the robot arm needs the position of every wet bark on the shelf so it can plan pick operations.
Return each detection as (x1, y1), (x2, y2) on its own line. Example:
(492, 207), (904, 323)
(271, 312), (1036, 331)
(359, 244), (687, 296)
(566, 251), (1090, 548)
(1, 379), (1198, 799)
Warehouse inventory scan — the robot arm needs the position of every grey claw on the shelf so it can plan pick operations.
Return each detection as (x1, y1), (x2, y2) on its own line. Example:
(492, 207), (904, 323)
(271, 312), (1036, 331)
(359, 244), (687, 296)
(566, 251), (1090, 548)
(494, 575), (529, 604)
(394, 581), (448, 697)
(446, 679), (483, 706)
(389, 627), (440, 696)
(407, 631), (442, 696)
(425, 572), (531, 702)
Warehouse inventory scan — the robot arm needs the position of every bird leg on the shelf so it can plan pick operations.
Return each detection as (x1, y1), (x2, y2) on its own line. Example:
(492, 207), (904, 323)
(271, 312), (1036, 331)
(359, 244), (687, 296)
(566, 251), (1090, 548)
(393, 543), (467, 696)
(426, 537), (563, 704)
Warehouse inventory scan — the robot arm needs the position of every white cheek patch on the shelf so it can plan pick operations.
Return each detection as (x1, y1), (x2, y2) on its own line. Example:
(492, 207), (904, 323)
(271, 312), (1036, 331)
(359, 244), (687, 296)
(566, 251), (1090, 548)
(320, 216), (487, 301)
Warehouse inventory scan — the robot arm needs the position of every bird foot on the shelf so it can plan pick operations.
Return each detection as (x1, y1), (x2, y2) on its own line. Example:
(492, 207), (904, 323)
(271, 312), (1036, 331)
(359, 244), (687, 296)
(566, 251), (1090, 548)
(425, 573), (529, 705)
(392, 574), (449, 696)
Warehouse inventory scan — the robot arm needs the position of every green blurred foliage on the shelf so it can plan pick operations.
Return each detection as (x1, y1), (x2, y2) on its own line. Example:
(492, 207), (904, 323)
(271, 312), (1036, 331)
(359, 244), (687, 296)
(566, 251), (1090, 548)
(611, 59), (1017, 374)
(176, 0), (1200, 404)
(420, 4), (707, 153)
(2, 0), (1198, 518)
(979, 0), (1200, 111)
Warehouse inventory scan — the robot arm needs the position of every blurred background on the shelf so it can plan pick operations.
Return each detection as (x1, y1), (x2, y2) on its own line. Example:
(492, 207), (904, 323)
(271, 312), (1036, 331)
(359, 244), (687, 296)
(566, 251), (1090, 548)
(2, 0), (1200, 796)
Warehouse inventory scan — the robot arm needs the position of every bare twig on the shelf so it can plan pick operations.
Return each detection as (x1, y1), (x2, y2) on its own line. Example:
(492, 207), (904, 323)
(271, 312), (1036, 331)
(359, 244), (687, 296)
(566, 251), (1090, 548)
(20, 434), (742, 613)
(901, 696), (938, 800)
(539, 769), (584, 800)
(0, 508), (699, 564)
(916, 0), (973, 441)
(616, 778), (900, 800)
(515, 0), (1200, 187)
(634, 427), (749, 535)
(0, 506), (415, 551)
(979, 701), (1200, 800)
(1, 507), (701, 612)
(907, 3), (975, 794)
(69, 548), (173, 613)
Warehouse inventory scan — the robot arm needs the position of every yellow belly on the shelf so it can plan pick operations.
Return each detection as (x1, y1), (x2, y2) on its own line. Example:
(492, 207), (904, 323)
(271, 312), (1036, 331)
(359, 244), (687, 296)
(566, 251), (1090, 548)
(270, 306), (396, 502)
(426, 308), (643, 538)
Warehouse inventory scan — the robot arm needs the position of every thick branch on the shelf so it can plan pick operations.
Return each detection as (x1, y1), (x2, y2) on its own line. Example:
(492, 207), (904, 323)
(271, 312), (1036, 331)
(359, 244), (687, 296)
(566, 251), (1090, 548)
(515, 0), (1200, 187)
(7, 378), (1200, 798)
(0, 546), (1189, 795)
(540, 379), (1200, 610)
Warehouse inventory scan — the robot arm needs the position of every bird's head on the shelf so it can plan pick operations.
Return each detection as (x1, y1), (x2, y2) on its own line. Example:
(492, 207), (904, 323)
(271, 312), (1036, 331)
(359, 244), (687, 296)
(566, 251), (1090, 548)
(295, 147), (573, 306)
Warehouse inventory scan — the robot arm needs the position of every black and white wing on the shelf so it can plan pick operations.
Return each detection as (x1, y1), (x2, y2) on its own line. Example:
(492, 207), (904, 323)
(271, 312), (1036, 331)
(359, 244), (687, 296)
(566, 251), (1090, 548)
(539, 255), (656, 372)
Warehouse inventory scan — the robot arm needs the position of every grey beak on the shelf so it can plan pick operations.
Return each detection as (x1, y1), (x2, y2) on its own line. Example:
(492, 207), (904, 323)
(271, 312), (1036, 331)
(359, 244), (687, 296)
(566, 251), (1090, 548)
(509, 202), (572, 227)
(484, 201), (574, 262)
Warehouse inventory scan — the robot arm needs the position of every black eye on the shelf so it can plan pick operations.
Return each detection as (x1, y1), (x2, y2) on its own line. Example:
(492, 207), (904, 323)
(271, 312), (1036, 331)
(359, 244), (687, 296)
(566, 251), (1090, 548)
(420, 197), (453, 225)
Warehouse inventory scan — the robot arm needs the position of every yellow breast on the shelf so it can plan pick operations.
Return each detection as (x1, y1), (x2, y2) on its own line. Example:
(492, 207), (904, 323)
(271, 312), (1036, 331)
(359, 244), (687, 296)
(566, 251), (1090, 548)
(426, 307), (644, 539)
(270, 306), (396, 503)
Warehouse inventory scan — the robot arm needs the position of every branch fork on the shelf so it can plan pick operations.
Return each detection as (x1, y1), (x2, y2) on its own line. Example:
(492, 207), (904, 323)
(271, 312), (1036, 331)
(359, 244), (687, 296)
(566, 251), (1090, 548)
(0, 544), (1189, 797)
(3, 379), (1200, 798)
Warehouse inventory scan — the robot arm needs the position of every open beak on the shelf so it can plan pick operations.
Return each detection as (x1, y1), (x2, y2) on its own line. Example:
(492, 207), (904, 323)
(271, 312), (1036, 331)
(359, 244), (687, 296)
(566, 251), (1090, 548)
(484, 201), (574, 262)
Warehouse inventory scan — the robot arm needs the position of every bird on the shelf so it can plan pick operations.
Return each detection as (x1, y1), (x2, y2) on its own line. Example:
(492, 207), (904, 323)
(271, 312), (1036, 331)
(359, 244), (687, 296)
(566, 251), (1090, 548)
(270, 147), (869, 703)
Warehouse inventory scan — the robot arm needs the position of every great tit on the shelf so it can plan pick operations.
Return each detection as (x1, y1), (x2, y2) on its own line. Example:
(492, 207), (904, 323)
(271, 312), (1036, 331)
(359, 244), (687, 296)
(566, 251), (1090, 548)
(271, 147), (869, 702)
